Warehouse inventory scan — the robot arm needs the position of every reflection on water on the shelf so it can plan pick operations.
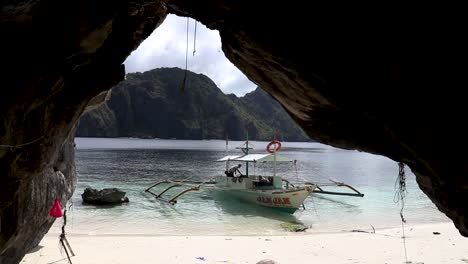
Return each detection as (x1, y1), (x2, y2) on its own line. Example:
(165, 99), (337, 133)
(51, 138), (449, 235)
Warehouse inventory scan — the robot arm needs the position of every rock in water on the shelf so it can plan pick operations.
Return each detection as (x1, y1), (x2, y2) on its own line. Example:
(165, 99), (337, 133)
(81, 187), (129, 204)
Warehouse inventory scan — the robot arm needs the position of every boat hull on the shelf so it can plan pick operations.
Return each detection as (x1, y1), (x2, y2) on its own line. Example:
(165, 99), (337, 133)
(213, 186), (314, 213)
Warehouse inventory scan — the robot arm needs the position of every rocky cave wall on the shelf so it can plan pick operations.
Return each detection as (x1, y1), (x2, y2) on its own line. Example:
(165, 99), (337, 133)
(1, 0), (466, 263)
(0, 1), (167, 263)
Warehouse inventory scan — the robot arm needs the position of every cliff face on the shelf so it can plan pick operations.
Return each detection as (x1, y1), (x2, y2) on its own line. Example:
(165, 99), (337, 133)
(1, 1), (467, 263)
(76, 68), (309, 141)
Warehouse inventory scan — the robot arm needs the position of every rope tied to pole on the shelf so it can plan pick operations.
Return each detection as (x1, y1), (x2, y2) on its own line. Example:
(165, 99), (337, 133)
(51, 199), (75, 264)
(60, 208), (75, 264)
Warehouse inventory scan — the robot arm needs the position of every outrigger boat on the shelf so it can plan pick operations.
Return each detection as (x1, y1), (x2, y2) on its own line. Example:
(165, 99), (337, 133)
(145, 140), (364, 213)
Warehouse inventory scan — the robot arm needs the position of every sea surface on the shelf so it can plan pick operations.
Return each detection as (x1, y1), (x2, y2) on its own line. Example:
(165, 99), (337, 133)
(52, 138), (449, 236)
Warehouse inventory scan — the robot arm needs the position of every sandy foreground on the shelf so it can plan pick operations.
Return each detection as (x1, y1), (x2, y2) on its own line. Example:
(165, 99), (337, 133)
(22, 223), (468, 264)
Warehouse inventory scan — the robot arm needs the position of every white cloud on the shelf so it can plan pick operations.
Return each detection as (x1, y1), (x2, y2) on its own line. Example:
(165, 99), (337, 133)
(124, 14), (257, 96)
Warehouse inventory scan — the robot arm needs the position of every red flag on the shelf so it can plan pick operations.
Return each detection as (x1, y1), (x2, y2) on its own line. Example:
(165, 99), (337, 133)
(49, 198), (63, 218)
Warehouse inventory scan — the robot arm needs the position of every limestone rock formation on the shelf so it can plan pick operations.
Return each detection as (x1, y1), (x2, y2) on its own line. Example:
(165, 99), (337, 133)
(82, 188), (129, 204)
(76, 67), (310, 141)
(0, 1), (466, 263)
(0, 135), (76, 264)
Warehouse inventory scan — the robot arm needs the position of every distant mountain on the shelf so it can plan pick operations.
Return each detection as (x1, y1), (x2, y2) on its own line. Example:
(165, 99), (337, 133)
(76, 67), (310, 141)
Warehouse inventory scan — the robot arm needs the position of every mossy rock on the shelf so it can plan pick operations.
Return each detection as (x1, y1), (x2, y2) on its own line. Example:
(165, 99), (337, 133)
(280, 222), (308, 232)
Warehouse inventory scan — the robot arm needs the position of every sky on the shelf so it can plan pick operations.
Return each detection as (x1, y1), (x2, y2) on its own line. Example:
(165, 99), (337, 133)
(124, 14), (257, 96)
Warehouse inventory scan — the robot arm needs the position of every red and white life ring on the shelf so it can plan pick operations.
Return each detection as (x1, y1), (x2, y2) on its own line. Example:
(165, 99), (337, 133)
(266, 140), (282, 153)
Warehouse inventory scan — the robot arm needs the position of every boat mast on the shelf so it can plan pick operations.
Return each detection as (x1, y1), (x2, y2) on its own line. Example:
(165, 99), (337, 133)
(273, 148), (277, 177)
(225, 133), (228, 153)
(225, 133), (229, 171)
(245, 131), (249, 177)
(273, 133), (277, 177)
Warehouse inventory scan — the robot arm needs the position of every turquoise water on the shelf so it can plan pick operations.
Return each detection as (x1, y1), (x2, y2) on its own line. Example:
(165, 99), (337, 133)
(53, 138), (449, 235)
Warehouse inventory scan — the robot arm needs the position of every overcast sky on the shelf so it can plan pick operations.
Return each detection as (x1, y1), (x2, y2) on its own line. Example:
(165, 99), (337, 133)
(124, 14), (257, 96)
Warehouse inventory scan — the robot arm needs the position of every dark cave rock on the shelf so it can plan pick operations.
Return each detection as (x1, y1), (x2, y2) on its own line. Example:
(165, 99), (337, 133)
(1, 1), (467, 263)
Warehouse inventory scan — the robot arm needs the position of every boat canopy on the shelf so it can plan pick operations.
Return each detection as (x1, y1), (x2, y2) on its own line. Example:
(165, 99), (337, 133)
(217, 153), (293, 162)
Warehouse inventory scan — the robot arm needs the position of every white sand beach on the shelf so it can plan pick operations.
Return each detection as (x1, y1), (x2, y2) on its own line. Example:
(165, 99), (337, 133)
(22, 222), (468, 264)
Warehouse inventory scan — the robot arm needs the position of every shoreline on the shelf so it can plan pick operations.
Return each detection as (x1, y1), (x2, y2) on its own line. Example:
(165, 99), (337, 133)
(45, 221), (451, 237)
(22, 222), (468, 264)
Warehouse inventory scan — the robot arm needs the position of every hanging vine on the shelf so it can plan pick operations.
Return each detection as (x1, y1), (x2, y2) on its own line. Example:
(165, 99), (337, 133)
(180, 17), (190, 92)
(394, 161), (408, 223)
(394, 161), (408, 262)
(193, 21), (198, 56)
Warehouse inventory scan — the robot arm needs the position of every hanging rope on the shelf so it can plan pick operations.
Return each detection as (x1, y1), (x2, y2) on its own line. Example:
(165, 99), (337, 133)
(290, 159), (310, 185)
(68, 199), (75, 230)
(310, 195), (320, 217)
(0, 136), (44, 150)
(394, 161), (408, 263)
(294, 160), (299, 184)
(180, 17), (189, 92)
(193, 21), (198, 56)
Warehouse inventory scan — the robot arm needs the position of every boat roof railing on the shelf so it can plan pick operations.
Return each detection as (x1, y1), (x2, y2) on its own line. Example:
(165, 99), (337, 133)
(216, 153), (293, 162)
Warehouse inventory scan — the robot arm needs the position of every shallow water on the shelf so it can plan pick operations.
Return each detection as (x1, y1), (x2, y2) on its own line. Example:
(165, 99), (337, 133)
(52, 138), (449, 235)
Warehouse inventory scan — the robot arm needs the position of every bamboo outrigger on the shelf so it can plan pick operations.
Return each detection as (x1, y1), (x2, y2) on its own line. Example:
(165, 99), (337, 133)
(145, 180), (211, 205)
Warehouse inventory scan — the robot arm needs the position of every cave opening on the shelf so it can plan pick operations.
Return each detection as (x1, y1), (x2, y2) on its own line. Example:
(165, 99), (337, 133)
(1, 2), (468, 263)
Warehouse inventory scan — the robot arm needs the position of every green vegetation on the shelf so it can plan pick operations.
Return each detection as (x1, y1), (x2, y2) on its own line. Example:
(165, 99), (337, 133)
(76, 67), (310, 141)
